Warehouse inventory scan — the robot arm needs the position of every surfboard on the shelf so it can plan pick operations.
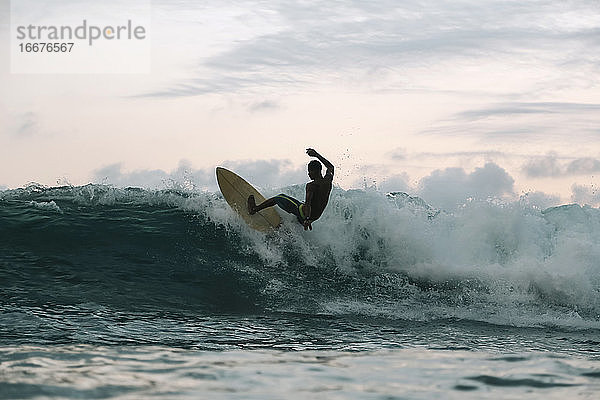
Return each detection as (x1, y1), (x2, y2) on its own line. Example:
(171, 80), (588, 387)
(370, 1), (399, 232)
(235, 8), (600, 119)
(216, 167), (281, 232)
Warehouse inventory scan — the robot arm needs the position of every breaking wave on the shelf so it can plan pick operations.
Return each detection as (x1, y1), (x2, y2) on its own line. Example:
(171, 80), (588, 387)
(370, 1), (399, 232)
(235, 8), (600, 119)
(1, 183), (599, 330)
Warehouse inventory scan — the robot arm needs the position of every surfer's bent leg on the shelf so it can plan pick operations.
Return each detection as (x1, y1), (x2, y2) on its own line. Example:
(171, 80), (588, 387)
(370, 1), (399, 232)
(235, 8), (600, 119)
(248, 195), (276, 215)
(249, 194), (304, 222)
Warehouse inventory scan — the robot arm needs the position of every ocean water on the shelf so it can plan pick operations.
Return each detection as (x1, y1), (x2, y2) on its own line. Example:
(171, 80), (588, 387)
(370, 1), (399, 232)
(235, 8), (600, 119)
(1, 183), (599, 399)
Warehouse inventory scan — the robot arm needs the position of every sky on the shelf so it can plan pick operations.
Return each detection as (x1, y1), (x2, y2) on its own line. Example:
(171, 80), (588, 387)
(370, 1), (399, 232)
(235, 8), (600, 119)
(1, 0), (599, 209)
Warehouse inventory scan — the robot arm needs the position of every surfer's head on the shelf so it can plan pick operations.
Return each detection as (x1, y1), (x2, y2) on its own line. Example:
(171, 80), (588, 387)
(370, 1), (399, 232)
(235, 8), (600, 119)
(308, 160), (322, 180)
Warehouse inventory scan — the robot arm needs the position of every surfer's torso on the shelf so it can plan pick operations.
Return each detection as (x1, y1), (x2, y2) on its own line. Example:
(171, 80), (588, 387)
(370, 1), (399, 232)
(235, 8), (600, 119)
(306, 171), (333, 221)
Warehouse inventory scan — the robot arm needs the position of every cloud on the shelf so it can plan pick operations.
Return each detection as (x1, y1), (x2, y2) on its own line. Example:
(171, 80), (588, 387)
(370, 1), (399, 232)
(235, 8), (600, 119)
(424, 101), (600, 142)
(413, 150), (510, 159)
(566, 158), (600, 175)
(142, 1), (600, 97)
(16, 112), (38, 137)
(417, 162), (515, 210)
(351, 159), (570, 210)
(93, 160), (215, 190)
(522, 153), (562, 178)
(571, 184), (600, 207)
(522, 153), (600, 177)
(248, 100), (281, 112)
(519, 191), (562, 210)
(378, 173), (411, 193)
(458, 102), (600, 120)
(92, 158), (309, 191)
(388, 148), (407, 161)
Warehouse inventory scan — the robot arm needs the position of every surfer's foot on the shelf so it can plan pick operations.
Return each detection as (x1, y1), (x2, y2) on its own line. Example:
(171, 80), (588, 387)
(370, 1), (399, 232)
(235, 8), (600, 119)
(248, 195), (257, 215)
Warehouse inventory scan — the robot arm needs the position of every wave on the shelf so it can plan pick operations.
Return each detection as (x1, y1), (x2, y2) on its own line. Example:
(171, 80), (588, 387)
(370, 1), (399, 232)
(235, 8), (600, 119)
(1, 183), (599, 330)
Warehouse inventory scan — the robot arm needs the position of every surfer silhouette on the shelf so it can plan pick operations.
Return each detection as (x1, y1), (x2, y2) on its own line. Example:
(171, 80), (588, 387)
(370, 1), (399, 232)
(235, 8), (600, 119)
(248, 148), (334, 231)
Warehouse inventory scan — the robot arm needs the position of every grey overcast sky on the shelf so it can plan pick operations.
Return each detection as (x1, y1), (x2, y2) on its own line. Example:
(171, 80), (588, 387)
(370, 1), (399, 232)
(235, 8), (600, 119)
(1, 0), (599, 207)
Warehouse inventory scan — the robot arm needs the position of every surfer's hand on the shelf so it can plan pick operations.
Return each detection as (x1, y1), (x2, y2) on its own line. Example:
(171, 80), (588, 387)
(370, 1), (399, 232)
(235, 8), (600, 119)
(303, 220), (312, 230)
(306, 148), (318, 157)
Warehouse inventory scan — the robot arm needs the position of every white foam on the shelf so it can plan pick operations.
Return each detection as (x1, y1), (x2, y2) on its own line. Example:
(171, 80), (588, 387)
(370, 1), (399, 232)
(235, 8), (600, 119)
(243, 187), (600, 327)
(29, 200), (63, 213)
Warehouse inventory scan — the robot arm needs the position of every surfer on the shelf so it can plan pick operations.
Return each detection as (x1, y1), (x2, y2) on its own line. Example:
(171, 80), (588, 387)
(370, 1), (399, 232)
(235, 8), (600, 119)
(248, 148), (334, 230)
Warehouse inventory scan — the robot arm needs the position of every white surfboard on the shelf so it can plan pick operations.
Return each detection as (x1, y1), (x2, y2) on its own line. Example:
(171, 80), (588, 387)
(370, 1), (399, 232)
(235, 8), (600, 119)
(216, 167), (281, 232)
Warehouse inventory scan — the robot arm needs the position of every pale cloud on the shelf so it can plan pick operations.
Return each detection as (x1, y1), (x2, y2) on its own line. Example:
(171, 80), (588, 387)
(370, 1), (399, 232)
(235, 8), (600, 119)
(388, 148), (407, 161)
(519, 191), (562, 210)
(412, 150), (509, 159)
(424, 102), (600, 142)
(378, 173), (411, 193)
(247, 100), (281, 112)
(93, 160), (215, 190)
(571, 184), (600, 206)
(143, 0), (600, 97)
(523, 153), (600, 177)
(16, 112), (38, 137)
(566, 158), (600, 175)
(417, 162), (515, 210)
(522, 153), (563, 178)
(92, 158), (309, 191)
(457, 102), (600, 120)
(350, 170), (410, 193)
(347, 161), (574, 211)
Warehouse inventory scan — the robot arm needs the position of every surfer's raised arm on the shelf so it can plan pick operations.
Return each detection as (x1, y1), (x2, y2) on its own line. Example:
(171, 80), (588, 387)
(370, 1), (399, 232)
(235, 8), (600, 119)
(306, 148), (334, 177)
